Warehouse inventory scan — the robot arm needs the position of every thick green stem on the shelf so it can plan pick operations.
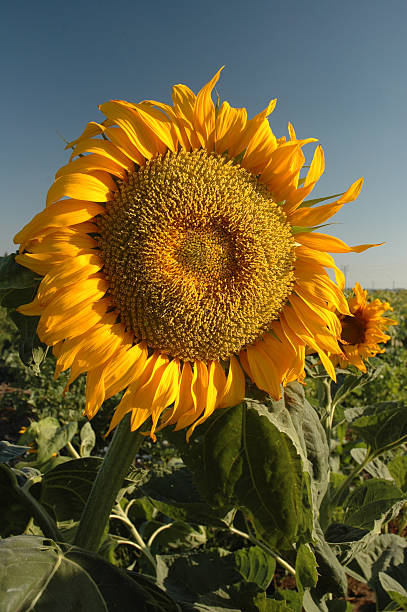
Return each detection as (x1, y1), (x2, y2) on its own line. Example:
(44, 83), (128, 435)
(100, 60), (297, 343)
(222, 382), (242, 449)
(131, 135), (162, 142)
(74, 414), (144, 552)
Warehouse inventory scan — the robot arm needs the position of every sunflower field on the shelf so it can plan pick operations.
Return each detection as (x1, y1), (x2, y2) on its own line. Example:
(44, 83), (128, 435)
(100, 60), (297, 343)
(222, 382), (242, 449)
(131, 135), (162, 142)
(1, 72), (407, 611)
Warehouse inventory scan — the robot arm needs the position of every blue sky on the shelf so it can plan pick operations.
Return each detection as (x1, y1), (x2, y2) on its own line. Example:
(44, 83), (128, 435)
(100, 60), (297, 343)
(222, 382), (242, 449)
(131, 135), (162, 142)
(1, 0), (406, 288)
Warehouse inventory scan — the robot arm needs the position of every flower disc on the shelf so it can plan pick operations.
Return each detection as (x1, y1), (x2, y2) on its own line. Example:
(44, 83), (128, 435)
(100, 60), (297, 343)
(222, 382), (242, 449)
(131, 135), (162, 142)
(98, 149), (295, 361)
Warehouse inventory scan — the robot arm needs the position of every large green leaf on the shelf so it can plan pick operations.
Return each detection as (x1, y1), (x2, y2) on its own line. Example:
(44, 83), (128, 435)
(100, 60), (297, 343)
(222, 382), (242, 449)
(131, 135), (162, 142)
(343, 478), (406, 530)
(344, 401), (407, 454)
(169, 399), (313, 549)
(0, 536), (105, 612)
(0, 535), (180, 612)
(142, 465), (234, 527)
(284, 382), (329, 512)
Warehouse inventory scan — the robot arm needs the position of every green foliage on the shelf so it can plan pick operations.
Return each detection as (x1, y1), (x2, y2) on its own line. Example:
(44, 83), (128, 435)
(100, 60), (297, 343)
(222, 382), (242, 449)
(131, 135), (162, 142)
(168, 397), (313, 550)
(141, 464), (233, 527)
(295, 544), (318, 594)
(1, 265), (407, 611)
(343, 479), (406, 530)
(388, 454), (407, 492)
(0, 535), (180, 611)
(40, 457), (103, 521)
(344, 401), (407, 455)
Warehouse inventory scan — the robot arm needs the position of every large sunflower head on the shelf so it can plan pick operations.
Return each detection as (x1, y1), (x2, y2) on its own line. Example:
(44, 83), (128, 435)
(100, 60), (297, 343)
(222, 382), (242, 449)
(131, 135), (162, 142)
(14, 68), (377, 439)
(331, 283), (397, 372)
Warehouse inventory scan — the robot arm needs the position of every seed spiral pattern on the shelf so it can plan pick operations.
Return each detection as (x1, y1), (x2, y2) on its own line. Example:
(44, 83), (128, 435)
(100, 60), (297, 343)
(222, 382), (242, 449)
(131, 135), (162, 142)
(98, 149), (296, 361)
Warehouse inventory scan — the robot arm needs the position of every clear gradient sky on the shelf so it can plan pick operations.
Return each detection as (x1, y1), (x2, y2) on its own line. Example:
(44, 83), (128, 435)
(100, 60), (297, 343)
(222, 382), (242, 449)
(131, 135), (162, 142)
(1, 0), (406, 288)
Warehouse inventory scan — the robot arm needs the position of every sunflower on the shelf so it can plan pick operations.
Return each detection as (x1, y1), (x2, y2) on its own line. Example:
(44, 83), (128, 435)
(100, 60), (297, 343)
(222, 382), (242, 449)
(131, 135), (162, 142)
(14, 68), (377, 440)
(330, 283), (397, 372)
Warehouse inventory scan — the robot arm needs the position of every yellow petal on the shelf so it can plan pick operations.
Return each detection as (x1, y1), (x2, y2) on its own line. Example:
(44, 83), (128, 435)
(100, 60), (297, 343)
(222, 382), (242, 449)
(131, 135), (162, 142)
(218, 355), (245, 409)
(100, 101), (160, 160)
(172, 84), (196, 121)
(288, 122), (297, 141)
(46, 173), (115, 207)
(246, 342), (281, 399)
(186, 360), (225, 440)
(295, 275), (350, 315)
(65, 121), (110, 149)
(70, 137), (135, 171)
(103, 342), (149, 400)
(133, 102), (177, 153)
(175, 360), (208, 432)
(15, 252), (57, 275)
(127, 355), (172, 433)
(295, 232), (382, 253)
(14, 200), (105, 246)
(214, 102), (247, 154)
(288, 176), (362, 226)
(18, 295), (43, 316)
(70, 323), (131, 387)
(40, 253), (104, 291)
(38, 297), (111, 345)
(85, 364), (106, 419)
(242, 118), (278, 173)
(149, 358), (181, 439)
(228, 99), (277, 159)
(238, 350), (253, 379)
(40, 276), (109, 318)
(27, 230), (97, 256)
(193, 67), (224, 147)
(104, 126), (145, 165)
(304, 145), (325, 188)
(287, 297), (341, 354)
(104, 352), (162, 436)
(56, 154), (127, 180)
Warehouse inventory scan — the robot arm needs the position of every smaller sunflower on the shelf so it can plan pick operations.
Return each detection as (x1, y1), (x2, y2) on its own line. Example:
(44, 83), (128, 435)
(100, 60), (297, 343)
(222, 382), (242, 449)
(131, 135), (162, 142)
(331, 283), (397, 372)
